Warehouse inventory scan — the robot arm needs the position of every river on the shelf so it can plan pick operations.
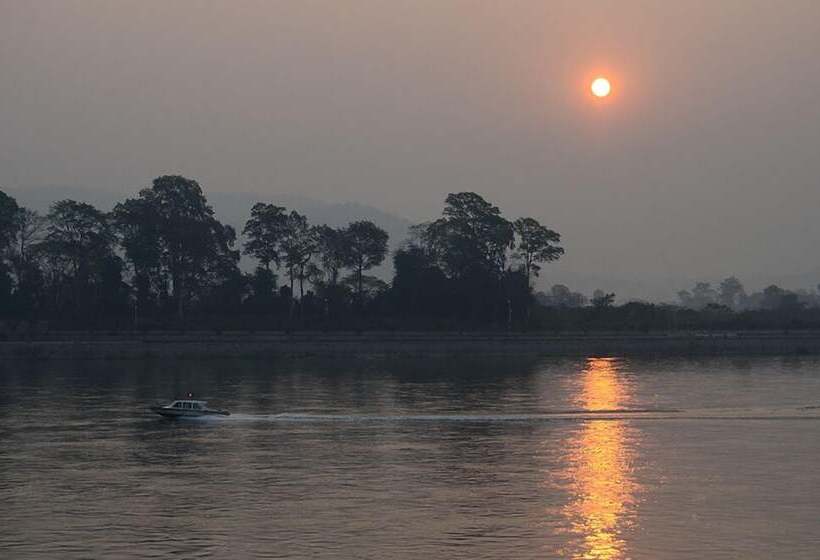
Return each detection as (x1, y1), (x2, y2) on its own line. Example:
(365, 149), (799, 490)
(2, 355), (820, 559)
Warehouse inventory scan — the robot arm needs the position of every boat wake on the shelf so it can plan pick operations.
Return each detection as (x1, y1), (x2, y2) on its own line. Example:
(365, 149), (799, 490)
(222, 406), (820, 424)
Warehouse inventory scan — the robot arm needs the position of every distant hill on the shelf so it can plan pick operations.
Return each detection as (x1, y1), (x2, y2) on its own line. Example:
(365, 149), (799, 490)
(6, 185), (412, 278)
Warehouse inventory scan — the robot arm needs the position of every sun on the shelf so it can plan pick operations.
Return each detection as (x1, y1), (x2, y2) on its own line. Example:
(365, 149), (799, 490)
(590, 77), (611, 98)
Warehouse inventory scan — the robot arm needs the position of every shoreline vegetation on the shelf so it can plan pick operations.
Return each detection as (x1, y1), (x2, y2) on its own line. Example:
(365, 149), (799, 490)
(3, 177), (820, 335)
(3, 330), (820, 360)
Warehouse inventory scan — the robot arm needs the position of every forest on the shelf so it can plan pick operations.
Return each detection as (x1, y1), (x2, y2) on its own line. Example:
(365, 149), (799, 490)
(2, 175), (820, 334)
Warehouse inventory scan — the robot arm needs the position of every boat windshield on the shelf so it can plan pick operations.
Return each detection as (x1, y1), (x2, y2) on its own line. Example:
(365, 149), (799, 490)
(169, 400), (207, 409)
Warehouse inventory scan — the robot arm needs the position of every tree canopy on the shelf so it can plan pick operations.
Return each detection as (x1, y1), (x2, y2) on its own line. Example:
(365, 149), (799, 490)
(0, 190), (20, 254)
(243, 203), (288, 270)
(344, 220), (389, 303)
(5, 182), (819, 334)
(418, 192), (514, 280)
(112, 176), (239, 320)
(512, 217), (563, 283)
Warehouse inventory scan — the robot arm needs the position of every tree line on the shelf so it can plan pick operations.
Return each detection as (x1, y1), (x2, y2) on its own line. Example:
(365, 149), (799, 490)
(3, 176), (820, 334)
(675, 278), (820, 312)
(530, 277), (820, 332)
(0, 176), (565, 332)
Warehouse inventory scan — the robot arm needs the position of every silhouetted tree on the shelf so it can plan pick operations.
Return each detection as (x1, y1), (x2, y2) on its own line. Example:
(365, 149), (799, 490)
(342, 274), (388, 301)
(39, 200), (125, 318)
(0, 195), (46, 317)
(118, 176), (239, 321)
(243, 203), (288, 271)
(8, 207), (46, 316)
(315, 225), (349, 286)
(0, 190), (20, 314)
(247, 266), (278, 309)
(0, 190), (19, 255)
(279, 211), (318, 301)
(418, 192), (513, 279)
(343, 220), (388, 305)
(11, 207), (46, 267)
(512, 217), (563, 285)
(411, 193), (517, 325)
(17, 184), (820, 334)
(390, 244), (449, 320)
(202, 254), (248, 315)
(113, 196), (164, 321)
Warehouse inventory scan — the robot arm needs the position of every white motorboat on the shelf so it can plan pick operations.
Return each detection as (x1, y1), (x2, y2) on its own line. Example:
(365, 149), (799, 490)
(150, 399), (230, 418)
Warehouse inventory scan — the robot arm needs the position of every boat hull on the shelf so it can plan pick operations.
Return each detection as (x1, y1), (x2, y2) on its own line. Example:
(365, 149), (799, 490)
(150, 406), (230, 418)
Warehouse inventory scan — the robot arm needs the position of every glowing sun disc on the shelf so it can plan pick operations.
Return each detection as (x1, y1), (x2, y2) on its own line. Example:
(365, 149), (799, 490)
(591, 77), (611, 98)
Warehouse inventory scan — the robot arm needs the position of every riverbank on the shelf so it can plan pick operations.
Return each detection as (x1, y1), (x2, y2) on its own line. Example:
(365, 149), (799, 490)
(3, 331), (820, 359)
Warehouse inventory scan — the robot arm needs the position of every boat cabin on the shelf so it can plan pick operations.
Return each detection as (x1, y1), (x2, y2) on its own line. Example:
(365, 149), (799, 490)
(169, 400), (208, 410)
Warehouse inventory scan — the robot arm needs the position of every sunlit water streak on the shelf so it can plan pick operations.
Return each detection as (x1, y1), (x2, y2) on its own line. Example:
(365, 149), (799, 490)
(557, 358), (638, 560)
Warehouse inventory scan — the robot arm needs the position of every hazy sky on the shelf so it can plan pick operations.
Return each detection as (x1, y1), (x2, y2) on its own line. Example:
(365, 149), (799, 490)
(2, 1), (820, 299)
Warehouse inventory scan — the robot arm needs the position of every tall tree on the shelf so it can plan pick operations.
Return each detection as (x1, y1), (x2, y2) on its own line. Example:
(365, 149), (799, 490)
(0, 190), (20, 312)
(42, 200), (116, 278)
(112, 196), (163, 319)
(247, 266), (278, 309)
(419, 192), (513, 279)
(12, 208), (46, 270)
(40, 200), (123, 317)
(278, 211), (318, 300)
(118, 176), (239, 320)
(0, 190), (20, 255)
(315, 225), (349, 286)
(10, 207), (47, 313)
(311, 225), (353, 319)
(390, 244), (449, 319)
(343, 220), (388, 304)
(243, 203), (288, 271)
(412, 193), (514, 324)
(512, 217), (564, 285)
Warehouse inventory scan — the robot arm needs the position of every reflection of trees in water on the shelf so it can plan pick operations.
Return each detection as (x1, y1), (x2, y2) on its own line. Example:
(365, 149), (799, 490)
(388, 354), (544, 409)
(559, 358), (641, 560)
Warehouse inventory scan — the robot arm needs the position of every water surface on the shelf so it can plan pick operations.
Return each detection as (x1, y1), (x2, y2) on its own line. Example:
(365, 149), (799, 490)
(2, 355), (820, 559)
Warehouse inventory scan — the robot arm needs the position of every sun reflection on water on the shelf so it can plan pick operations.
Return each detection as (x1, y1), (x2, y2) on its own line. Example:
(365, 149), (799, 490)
(561, 358), (640, 560)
